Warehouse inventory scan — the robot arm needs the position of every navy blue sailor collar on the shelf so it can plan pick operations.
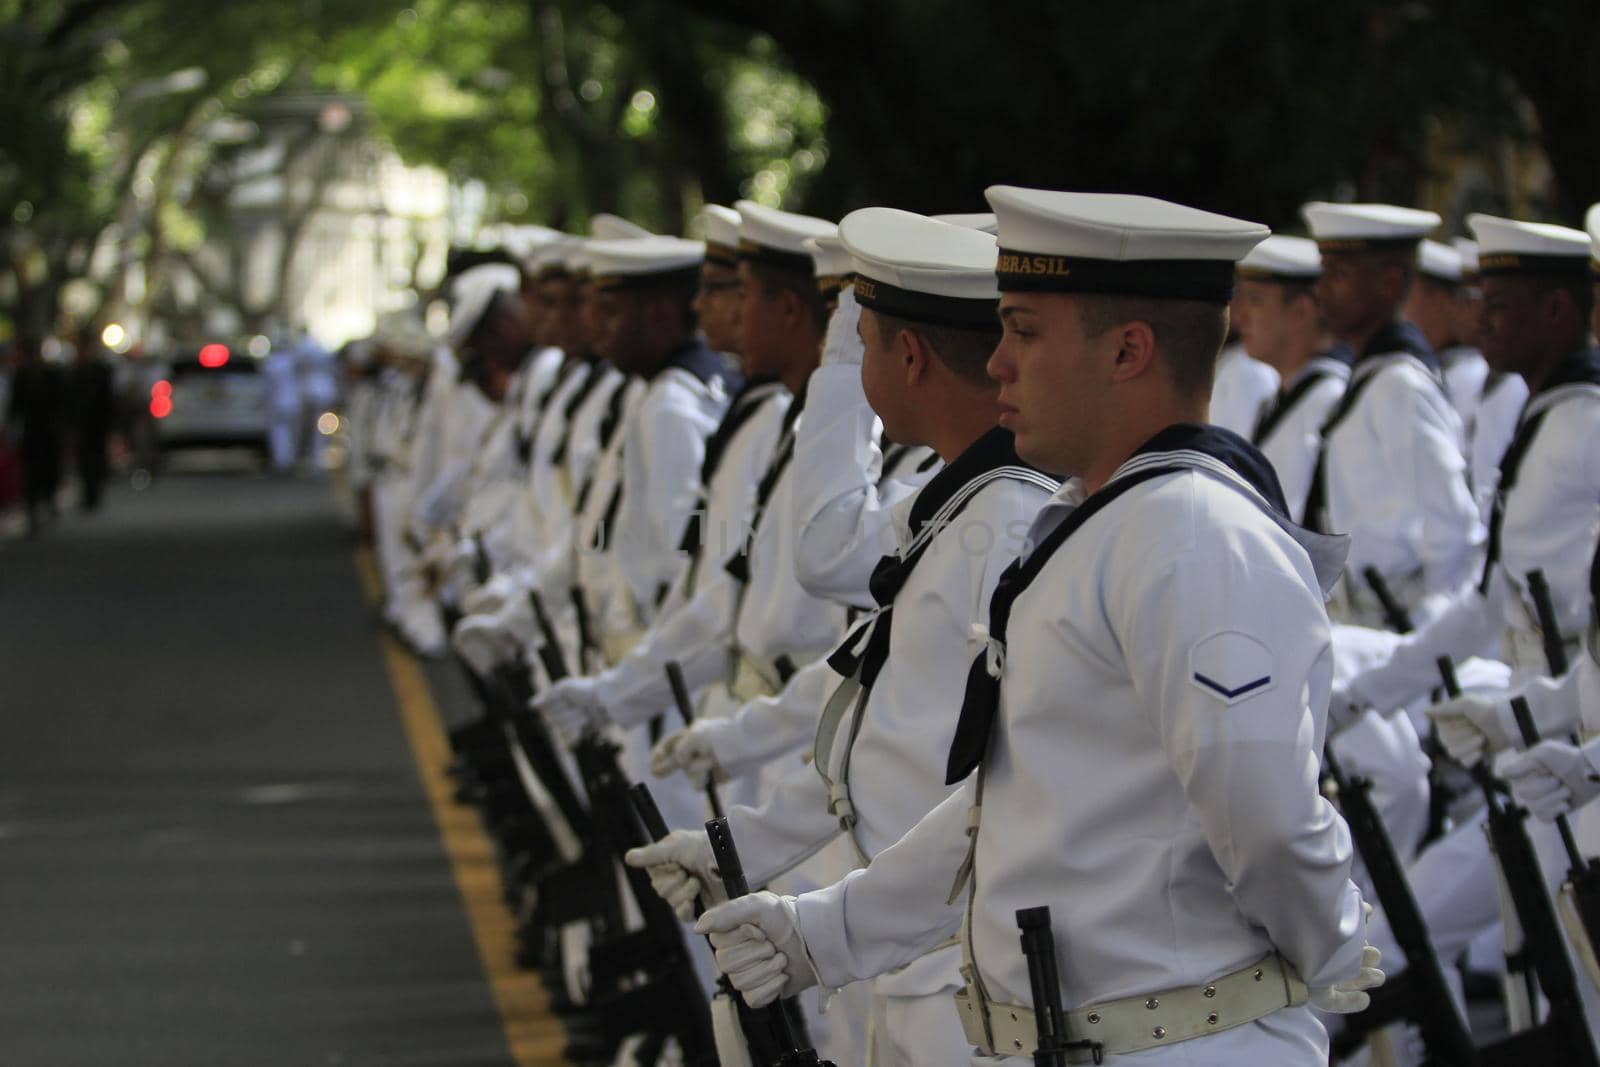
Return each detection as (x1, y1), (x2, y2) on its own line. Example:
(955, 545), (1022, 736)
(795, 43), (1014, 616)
(654, 335), (742, 394)
(903, 425), (1047, 540)
(1358, 319), (1438, 373)
(1108, 423), (1351, 595)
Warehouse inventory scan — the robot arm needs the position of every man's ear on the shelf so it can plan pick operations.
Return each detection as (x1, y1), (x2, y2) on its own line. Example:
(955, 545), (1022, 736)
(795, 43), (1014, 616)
(901, 326), (933, 386)
(1109, 320), (1157, 384)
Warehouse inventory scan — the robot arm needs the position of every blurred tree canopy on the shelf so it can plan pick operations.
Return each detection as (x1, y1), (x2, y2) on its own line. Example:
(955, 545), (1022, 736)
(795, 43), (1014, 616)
(3, 0), (1596, 342)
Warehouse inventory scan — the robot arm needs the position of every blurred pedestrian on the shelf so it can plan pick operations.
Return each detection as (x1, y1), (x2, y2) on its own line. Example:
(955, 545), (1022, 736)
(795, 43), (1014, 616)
(5, 337), (67, 534)
(68, 332), (116, 511)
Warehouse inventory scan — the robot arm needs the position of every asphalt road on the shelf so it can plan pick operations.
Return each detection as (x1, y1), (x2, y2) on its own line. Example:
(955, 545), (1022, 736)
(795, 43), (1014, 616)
(0, 465), (517, 1067)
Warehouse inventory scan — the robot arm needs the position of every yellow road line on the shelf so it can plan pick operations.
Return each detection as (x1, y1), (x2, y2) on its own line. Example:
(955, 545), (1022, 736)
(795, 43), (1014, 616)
(356, 547), (567, 1067)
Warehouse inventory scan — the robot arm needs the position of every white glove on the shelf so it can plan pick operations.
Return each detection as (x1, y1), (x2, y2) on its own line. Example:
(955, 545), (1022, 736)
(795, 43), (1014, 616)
(1425, 693), (1515, 767)
(1326, 685), (1368, 736)
(1310, 943), (1385, 1013)
(461, 572), (521, 616)
(529, 675), (608, 747)
(1497, 740), (1600, 822)
(650, 725), (727, 787)
(624, 829), (724, 922)
(694, 892), (818, 1009)
(818, 286), (863, 367)
(442, 537), (481, 592)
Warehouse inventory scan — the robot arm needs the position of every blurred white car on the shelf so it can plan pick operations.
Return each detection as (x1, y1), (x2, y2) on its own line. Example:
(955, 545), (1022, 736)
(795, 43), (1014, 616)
(150, 344), (271, 457)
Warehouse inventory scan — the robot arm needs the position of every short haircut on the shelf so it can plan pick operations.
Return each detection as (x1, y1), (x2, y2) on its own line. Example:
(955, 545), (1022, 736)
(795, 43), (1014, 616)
(872, 312), (1000, 387)
(1526, 274), (1596, 325)
(1077, 294), (1230, 398)
(749, 260), (829, 332)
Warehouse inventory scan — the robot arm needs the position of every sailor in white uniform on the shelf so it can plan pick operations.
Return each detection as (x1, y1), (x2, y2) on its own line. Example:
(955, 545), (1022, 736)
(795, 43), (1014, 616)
(647, 235), (942, 787)
(693, 188), (1380, 1065)
(1233, 234), (1349, 520)
(530, 203), (838, 746)
(1302, 202), (1483, 631)
(1331, 214), (1600, 1027)
(386, 264), (520, 654)
(1454, 238), (1532, 527)
(626, 209), (1055, 1066)
(1208, 335), (1279, 438)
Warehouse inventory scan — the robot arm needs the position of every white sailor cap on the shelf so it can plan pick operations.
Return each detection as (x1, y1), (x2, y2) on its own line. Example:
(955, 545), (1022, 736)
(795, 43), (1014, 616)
(932, 212), (999, 235)
(986, 187), (1268, 304)
(447, 263), (521, 349)
(1453, 238), (1480, 280)
(1236, 234), (1321, 281)
(697, 205), (742, 268)
(840, 208), (1000, 330)
(585, 236), (704, 291)
(563, 239), (592, 277)
(1588, 204), (1600, 274)
(736, 200), (836, 275)
(526, 235), (580, 279)
(1467, 213), (1591, 278)
(1416, 239), (1463, 285)
(502, 224), (563, 266)
(590, 213), (653, 240)
(802, 234), (853, 297)
(1301, 202), (1439, 252)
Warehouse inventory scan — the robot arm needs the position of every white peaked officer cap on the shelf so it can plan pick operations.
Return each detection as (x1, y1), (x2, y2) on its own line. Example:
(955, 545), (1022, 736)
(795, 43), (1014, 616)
(1301, 202), (1440, 251)
(697, 204), (742, 268)
(1416, 240), (1464, 285)
(447, 262), (521, 349)
(590, 212), (653, 240)
(1467, 214), (1592, 278)
(1588, 204), (1600, 269)
(840, 208), (1001, 330)
(803, 233), (854, 298)
(736, 200), (837, 275)
(585, 236), (705, 291)
(1453, 238), (1480, 280)
(985, 187), (1269, 304)
(1236, 234), (1322, 281)
(932, 212), (1000, 234)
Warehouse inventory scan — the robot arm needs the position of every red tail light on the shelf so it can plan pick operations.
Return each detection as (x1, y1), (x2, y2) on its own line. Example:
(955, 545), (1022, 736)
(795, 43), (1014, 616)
(150, 379), (173, 419)
(199, 343), (230, 368)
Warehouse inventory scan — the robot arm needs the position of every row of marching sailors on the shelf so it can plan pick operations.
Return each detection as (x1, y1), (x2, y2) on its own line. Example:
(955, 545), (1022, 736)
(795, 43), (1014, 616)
(348, 190), (1600, 1067)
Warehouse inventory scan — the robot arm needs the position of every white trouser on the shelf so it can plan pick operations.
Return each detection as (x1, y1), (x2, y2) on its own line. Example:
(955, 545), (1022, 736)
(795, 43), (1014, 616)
(867, 987), (970, 1067)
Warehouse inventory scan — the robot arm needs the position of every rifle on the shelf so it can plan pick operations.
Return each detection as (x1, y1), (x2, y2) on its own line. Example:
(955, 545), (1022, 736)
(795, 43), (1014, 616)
(705, 817), (832, 1067)
(1437, 657), (1598, 1066)
(530, 592), (718, 1062)
(1525, 569), (1571, 678)
(566, 729), (718, 1064)
(666, 659), (725, 822)
(1322, 744), (1478, 1065)
(471, 532), (493, 586)
(1017, 906), (1102, 1066)
(1363, 566), (1414, 634)
(632, 783), (795, 1067)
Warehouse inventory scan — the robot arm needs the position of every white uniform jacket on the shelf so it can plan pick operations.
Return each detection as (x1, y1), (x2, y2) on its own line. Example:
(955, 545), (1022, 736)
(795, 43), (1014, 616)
(1468, 370), (1530, 527)
(594, 383), (792, 723)
(611, 339), (734, 623)
(730, 429), (1053, 992)
(1309, 322), (1483, 624)
(791, 362), (942, 609)
(1209, 342), (1280, 438)
(1349, 351), (1600, 710)
(1251, 353), (1350, 525)
(796, 427), (1367, 1056)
